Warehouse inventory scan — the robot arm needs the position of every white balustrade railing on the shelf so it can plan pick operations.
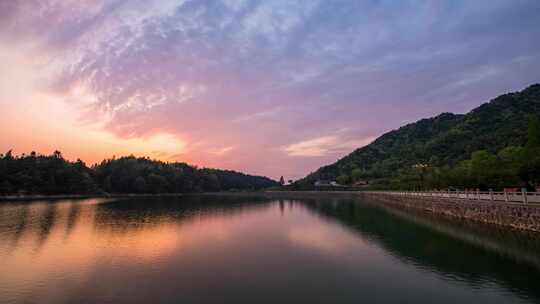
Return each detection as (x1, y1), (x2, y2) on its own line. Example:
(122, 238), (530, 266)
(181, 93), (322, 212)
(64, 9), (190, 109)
(364, 190), (540, 204)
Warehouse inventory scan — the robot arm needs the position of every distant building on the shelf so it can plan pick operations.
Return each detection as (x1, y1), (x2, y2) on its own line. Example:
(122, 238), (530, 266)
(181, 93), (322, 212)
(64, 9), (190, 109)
(314, 180), (340, 187)
(314, 180), (329, 186)
(353, 180), (369, 187)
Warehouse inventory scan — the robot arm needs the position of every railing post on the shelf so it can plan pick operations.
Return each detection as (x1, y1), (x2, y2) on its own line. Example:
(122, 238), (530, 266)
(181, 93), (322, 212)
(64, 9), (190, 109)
(504, 190), (509, 202)
(489, 189), (493, 201)
(522, 188), (528, 204)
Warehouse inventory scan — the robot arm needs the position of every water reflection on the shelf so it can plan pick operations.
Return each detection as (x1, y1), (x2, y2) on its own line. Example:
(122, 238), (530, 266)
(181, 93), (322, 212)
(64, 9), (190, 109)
(0, 196), (539, 304)
(35, 203), (58, 252)
(302, 198), (540, 301)
(64, 202), (81, 239)
(5, 203), (29, 249)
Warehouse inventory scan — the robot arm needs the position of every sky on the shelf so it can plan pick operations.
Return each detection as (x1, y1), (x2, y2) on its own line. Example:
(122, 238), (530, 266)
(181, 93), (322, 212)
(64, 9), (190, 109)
(1, 0), (540, 180)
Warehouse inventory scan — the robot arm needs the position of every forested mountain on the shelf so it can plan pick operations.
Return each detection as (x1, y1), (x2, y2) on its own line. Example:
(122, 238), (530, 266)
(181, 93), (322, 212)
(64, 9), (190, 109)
(0, 152), (278, 195)
(298, 84), (540, 190)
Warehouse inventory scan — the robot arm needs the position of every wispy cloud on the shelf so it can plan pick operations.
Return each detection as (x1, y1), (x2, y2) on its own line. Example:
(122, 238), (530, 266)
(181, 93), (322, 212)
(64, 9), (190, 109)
(284, 135), (375, 157)
(1, 0), (540, 179)
(208, 146), (234, 156)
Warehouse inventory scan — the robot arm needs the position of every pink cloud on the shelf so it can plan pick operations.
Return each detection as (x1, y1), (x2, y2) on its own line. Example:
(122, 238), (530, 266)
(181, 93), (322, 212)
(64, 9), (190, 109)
(1, 0), (539, 181)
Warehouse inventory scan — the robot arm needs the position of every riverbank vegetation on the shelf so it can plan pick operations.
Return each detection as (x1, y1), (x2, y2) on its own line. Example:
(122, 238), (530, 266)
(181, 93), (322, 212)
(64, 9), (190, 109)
(390, 128), (540, 190)
(297, 84), (540, 191)
(0, 153), (278, 195)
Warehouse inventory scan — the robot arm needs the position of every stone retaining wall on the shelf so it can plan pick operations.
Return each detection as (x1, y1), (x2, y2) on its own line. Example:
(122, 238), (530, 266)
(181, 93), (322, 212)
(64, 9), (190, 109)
(361, 193), (540, 232)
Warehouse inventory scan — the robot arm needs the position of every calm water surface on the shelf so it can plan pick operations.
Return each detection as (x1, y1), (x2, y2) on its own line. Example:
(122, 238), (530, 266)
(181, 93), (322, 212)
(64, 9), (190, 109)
(1, 195), (540, 303)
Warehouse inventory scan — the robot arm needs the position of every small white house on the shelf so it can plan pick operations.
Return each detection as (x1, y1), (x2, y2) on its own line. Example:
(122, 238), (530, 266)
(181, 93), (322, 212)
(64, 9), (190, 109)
(314, 180), (340, 187)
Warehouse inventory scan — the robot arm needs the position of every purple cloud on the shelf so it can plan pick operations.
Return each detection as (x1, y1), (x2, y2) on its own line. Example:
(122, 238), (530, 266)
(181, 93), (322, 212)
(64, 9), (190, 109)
(2, 0), (540, 179)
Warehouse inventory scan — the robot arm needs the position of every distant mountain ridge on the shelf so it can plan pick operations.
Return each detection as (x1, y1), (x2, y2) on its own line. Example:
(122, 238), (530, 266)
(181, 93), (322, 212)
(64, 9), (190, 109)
(299, 83), (540, 187)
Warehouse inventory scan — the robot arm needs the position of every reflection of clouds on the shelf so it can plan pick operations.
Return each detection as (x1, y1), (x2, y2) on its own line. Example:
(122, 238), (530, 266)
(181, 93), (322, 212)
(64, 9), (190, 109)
(95, 225), (183, 261)
(0, 200), (104, 303)
(288, 224), (365, 255)
(0, 199), (105, 253)
(0, 197), (257, 302)
(2, 197), (540, 303)
(93, 215), (233, 262)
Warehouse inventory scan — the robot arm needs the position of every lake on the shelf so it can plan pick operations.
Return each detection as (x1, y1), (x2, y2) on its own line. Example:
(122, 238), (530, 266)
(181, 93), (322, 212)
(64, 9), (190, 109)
(1, 195), (540, 303)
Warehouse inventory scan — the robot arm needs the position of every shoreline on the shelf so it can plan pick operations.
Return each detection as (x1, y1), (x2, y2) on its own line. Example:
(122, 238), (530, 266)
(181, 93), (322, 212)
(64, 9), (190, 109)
(260, 191), (540, 233)
(359, 192), (540, 233)
(3, 190), (540, 233)
(0, 191), (271, 202)
(0, 193), (188, 202)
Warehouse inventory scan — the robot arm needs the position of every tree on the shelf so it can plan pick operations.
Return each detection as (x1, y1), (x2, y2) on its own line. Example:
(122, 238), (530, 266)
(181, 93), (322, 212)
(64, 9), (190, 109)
(103, 175), (113, 193)
(0, 152), (278, 195)
(295, 84), (540, 190)
(147, 173), (169, 193)
(53, 150), (63, 159)
(470, 150), (498, 188)
(336, 174), (350, 185)
(279, 176), (285, 186)
(45, 174), (57, 194)
(134, 176), (147, 193)
(519, 159), (540, 190)
(519, 116), (540, 189)
(0, 180), (13, 194)
(202, 173), (220, 191)
(526, 115), (540, 150)
(412, 164), (429, 190)
(351, 168), (363, 181)
(497, 146), (525, 186)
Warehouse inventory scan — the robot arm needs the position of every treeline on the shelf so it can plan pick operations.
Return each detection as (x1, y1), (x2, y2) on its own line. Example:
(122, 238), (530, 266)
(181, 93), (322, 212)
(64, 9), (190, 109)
(298, 84), (540, 190)
(330, 116), (540, 191)
(386, 115), (540, 190)
(0, 152), (278, 195)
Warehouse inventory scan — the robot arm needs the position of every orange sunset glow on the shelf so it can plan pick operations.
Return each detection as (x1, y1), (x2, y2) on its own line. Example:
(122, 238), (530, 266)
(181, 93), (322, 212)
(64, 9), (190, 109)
(2, 1), (538, 180)
(2, 2), (540, 304)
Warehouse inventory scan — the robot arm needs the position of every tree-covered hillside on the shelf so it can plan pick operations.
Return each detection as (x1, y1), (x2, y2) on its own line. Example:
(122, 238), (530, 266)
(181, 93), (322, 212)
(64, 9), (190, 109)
(0, 152), (278, 195)
(298, 84), (540, 189)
